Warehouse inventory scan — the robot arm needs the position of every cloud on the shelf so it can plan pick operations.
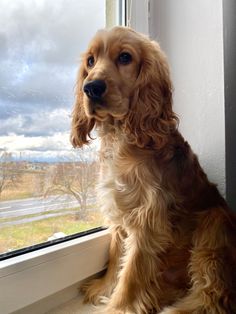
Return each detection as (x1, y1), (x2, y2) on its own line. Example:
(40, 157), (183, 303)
(0, 0), (105, 159)
(0, 0), (105, 109)
(0, 0), (105, 65)
(0, 132), (70, 151)
(0, 132), (100, 161)
(0, 108), (71, 136)
(0, 62), (75, 108)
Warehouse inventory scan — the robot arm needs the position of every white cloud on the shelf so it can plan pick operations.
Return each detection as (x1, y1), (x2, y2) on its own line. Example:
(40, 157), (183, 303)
(0, 132), (100, 161)
(0, 132), (70, 152)
(0, 108), (71, 136)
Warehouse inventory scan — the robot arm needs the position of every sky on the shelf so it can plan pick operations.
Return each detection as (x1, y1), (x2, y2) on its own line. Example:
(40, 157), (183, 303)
(0, 0), (105, 162)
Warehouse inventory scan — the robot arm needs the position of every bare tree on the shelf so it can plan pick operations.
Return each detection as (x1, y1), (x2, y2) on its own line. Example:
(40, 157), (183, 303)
(0, 151), (23, 198)
(45, 150), (99, 219)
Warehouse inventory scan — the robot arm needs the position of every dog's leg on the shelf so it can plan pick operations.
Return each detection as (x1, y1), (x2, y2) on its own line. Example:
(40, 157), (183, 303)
(81, 225), (125, 304)
(103, 230), (169, 314)
(160, 249), (235, 314)
(160, 208), (236, 314)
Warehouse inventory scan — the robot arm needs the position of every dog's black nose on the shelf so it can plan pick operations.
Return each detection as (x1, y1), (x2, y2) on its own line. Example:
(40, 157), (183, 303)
(83, 80), (106, 101)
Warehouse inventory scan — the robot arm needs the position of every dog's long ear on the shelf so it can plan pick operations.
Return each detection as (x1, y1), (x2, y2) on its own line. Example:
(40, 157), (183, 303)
(124, 40), (178, 148)
(70, 62), (95, 148)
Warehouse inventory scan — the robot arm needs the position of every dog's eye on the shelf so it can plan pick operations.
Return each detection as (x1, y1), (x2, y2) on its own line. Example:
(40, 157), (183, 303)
(118, 52), (132, 65)
(87, 56), (95, 68)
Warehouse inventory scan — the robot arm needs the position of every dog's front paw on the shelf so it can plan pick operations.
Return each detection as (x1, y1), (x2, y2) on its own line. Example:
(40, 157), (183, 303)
(99, 306), (131, 314)
(160, 307), (187, 314)
(102, 309), (125, 314)
(80, 278), (112, 305)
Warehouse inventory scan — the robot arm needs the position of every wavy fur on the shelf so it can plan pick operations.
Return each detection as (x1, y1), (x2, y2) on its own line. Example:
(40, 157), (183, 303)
(71, 27), (236, 314)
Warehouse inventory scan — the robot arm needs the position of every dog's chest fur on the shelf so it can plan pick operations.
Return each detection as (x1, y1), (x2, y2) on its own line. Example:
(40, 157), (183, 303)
(98, 131), (193, 292)
(97, 128), (173, 228)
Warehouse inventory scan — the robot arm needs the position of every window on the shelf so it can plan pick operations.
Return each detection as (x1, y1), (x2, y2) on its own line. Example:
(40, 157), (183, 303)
(0, 2), (231, 313)
(0, 0), (123, 259)
(0, 3), (148, 313)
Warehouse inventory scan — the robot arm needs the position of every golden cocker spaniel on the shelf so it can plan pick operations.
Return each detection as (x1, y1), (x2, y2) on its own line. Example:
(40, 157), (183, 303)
(71, 27), (236, 314)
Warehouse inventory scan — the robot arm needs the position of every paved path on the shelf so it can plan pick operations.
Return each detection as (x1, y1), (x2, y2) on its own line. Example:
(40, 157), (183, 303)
(0, 195), (79, 219)
(0, 195), (93, 227)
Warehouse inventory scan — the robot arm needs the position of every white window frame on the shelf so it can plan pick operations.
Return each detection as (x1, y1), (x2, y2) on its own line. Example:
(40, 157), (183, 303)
(126, 0), (150, 35)
(0, 2), (149, 313)
(0, 230), (110, 313)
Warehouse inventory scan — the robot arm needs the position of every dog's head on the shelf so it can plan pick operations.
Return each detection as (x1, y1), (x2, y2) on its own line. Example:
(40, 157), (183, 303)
(71, 27), (178, 148)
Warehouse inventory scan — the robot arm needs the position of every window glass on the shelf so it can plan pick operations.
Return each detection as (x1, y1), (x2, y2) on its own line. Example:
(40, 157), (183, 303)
(0, 0), (121, 256)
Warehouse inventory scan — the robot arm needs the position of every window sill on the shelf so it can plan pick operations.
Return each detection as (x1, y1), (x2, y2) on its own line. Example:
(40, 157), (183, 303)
(0, 229), (110, 314)
(13, 287), (95, 314)
(46, 295), (94, 314)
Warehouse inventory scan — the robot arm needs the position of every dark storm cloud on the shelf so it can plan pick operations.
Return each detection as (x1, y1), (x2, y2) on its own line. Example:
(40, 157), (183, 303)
(0, 63), (76, 109)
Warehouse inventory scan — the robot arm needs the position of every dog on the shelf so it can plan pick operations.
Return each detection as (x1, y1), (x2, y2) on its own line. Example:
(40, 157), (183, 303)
(71, 26), (236, 314)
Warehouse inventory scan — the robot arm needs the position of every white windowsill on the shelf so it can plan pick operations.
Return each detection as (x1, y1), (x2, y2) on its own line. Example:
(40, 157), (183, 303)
(0, 229), (110, 314)
(46, 294), (94, 314)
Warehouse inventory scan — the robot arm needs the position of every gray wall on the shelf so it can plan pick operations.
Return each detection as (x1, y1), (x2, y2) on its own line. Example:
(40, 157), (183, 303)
(223, 0), (236, 209)
(150, 0), (226, 196)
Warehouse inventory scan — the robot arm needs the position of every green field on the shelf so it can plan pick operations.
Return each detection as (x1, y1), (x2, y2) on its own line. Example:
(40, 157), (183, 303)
(0, 161), (102, 255)
(0, 212), (104, 254)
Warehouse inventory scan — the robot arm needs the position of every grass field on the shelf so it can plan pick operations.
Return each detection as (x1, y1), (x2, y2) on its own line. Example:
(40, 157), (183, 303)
(0, 163), (103, 255)
(0, 211), (104, 254)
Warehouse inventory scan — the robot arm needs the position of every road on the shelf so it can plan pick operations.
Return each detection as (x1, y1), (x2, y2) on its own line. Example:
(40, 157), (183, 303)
(0, 195), (95, 227)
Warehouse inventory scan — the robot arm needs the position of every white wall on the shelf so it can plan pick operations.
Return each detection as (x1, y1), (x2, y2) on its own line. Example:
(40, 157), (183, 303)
(149, 0), (226, 195)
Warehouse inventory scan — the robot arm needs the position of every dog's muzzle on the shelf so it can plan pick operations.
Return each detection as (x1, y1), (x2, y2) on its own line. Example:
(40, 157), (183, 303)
(83, 80), (106, 103)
